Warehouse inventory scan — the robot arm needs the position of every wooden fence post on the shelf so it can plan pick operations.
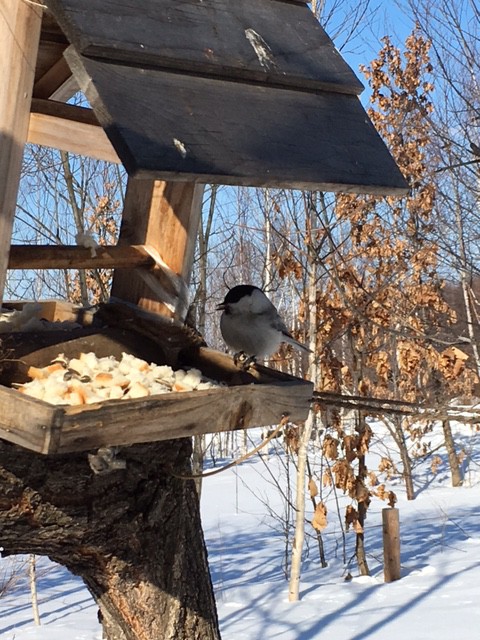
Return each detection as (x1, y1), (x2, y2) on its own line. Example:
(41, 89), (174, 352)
(382, 507), (401, 582)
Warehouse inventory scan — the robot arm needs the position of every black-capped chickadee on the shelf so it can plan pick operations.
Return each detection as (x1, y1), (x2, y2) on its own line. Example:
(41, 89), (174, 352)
(217, 284), (311, 360)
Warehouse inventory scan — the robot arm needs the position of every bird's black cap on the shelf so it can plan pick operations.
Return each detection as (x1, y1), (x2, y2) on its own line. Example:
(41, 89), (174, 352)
(222, 284), (262, 305)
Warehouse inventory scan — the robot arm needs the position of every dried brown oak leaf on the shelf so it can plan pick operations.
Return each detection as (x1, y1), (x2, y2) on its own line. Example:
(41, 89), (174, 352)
(322, 435), (339, 460)
(332, 459), (354, 492)
(312, 502), (328, 532)
(345, 505), (363, 534)
(309, 477), (319, 499)
(343, 434), (358, 462)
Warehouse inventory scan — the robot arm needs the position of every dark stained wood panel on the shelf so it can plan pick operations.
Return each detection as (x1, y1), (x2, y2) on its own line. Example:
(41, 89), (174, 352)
(45, 0), (363, 95)
(65, 48), (407, 194)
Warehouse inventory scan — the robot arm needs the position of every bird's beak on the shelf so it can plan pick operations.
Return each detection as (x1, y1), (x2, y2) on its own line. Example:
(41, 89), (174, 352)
(216, 303), (226, 311)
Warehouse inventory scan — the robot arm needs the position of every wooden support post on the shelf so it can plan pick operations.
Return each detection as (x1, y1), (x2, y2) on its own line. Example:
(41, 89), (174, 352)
(382, 507), (401, 582)
(0, 0), (42, 304)
(111, 178), (204, 320)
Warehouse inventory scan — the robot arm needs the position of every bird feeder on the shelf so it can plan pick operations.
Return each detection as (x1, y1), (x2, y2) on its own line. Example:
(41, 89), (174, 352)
(0, 0), (408, 454)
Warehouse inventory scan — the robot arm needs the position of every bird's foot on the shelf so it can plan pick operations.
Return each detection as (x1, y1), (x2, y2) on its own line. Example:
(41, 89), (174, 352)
(233, 352), (256, 370)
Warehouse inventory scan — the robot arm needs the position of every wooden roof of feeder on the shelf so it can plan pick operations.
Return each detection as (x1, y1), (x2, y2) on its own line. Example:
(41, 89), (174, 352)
(33, 0), (408, 194)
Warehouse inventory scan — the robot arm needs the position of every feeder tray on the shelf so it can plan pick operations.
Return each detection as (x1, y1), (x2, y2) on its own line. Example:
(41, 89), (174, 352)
(0, 301), (313, 454)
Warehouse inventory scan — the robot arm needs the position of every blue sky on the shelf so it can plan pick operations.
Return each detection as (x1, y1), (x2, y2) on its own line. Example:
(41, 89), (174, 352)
(322, 1), (416, 105)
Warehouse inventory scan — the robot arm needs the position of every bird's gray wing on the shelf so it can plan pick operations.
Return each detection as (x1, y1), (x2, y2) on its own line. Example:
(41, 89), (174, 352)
(271, 310), (312, 352)
(270, 312), (293, 338)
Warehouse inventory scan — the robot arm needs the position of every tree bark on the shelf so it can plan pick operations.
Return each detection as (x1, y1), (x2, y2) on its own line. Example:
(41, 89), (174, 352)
(288, 410), (315, 602)
(354, 410), (370, 577)
(391, 416), (415, 501)
(442, 419), (463, 487)
(29, 554), (41, 626)
(0, 438), (221, 640)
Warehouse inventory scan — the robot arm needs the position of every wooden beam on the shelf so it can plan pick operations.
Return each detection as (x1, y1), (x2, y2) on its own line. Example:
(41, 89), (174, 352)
(31, 98), (99, 125)
(0, 1), (43, 304)
(33, 55), (78, 101)
(7, 244), (155, 270)
(49, 75), (79, 102)
(111, 179), (204, 320)
(28, 99), (121, 163)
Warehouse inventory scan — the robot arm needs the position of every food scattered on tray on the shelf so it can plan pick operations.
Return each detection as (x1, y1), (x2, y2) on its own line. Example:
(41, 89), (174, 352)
(16, 351), (221, 405)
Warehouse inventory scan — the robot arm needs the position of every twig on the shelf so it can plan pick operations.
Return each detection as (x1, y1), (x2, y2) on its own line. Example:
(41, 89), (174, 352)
(311, 390), (480, 423)
(171, 419), (287, 480)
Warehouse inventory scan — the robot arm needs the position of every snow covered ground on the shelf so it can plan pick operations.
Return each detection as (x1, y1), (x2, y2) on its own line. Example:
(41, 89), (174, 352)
(1, 421), (479, 640)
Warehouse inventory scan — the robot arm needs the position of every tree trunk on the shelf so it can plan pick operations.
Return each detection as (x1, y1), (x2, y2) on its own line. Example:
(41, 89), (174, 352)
(453, 199), (480, 377)
(29, 554), (41, 626)
(392, 416), (415, 501)
(190, 185), (217, 498)
(355, 448), (370, 577)
(0, 438), (221, 640)
(353, 409), (370, 577)
(442, 419), (463, 487)
(388, 334), (416, 501)
(288, 410), (315, 602)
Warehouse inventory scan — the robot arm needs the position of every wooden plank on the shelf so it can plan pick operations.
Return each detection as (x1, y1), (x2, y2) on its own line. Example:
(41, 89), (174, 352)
(0, 385), (60, 454)
(0, 378), (312, 454)
(111, 180), (205, 319)
(34, 22), (78, 100)
(0, 1), (42, 304)
(34, 40), (66, 86)
(31, 98), (99, 125)
(58, 381), (313, 453)
(181, 345), (308, 386)
(28, 100), (120, 163)
(45, 0), (362, 95)
(33, 19), (68, 85)
(33, 55), (75, 100)
(65, 48), (408, 195)
(0, 317), (304, 388)
(8, 244), (154, 270)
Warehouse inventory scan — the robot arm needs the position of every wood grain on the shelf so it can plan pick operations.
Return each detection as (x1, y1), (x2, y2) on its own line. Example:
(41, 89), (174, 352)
(382, 508), (401, 582)
(45, 0), (362, 95)
(31, 98), (100, 126)
(0, 385), (62, 454)
(0, 366), (312, 455)
(65, 48), (408, 194)
(28, 112), (120, 163)
(33, 55), (76, 100)
(58, 382), (312, 453)
(8, 244), (154, 270)
(111, 179), (204, 319)
(0, 2), (42, 303)
(28, 99), (118, 161)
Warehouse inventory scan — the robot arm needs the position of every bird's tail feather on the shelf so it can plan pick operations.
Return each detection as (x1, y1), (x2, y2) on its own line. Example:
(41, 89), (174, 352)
(283, 334), (312, 353)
